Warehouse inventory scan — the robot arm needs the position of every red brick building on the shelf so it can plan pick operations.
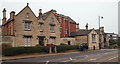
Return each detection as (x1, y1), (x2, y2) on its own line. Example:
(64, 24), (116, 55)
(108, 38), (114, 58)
(2, 8), (15, 36)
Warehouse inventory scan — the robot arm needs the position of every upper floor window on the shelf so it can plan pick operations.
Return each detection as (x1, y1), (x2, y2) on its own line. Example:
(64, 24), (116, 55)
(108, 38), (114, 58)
(92, 34), (96, 43)
(40, 23), (43, 32)
(50, 25), (55, 33)
(24, 22), (31, 30)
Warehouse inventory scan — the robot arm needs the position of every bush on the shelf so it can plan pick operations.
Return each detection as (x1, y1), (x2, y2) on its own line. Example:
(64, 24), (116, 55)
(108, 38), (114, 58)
(56, 45), (78, 52)
(60, 43), (67, 45)
(3, 45), (79, 56)
(1, 43), (12, 55)
(3, 46), (49, 56)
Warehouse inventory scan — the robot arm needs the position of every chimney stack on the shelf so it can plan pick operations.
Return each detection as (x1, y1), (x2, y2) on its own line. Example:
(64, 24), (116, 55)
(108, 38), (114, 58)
(85, 23), (88, 30)
(2, 8), (6, 24)
(3, 8), (6, 19)
(10, 11), (15, 19)
(39, 9), (42, 18)
(51, 9), (57, 13)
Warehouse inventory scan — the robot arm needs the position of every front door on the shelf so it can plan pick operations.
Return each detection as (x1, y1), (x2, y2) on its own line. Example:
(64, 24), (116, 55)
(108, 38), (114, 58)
(39, 37), (44, 46)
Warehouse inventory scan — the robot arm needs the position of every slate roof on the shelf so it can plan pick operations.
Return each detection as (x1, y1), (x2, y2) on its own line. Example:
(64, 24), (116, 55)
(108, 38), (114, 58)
(2, 19), (15, 26)
(95, 29), (99, 34)
(64, 16), (76, 24)
(70, 29), (92, 37)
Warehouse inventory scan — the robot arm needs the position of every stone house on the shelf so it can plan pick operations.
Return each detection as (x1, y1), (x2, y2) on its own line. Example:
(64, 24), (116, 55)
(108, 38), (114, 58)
(70, 28), (100, 50)
(1, 3), (61, 47)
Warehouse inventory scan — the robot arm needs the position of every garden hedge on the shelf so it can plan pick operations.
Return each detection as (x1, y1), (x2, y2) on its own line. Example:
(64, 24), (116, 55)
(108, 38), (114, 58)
(3, 45), (79, 56)
(3, 46), (49, 56)
(56, 45), (79, 52)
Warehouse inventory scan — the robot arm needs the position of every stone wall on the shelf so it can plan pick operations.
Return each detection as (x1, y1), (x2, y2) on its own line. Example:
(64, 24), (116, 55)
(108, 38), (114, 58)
(61, 38), (76, 45)
(75, 36), (87, 45)
(2, 36), (15, 46)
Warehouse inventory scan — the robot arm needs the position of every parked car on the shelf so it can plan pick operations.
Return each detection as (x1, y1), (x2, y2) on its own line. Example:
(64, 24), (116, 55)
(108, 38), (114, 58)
(79, 43), (88, 51)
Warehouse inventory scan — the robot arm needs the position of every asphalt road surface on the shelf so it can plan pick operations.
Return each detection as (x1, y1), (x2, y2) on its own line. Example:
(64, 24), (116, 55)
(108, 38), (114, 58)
(2, 49), (119, 64)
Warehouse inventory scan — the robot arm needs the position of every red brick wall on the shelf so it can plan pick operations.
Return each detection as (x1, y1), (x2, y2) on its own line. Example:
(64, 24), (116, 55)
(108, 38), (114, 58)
(2, 20), (14, 36)
(70, 23), (76, 33)
(57, 16), (76, 38)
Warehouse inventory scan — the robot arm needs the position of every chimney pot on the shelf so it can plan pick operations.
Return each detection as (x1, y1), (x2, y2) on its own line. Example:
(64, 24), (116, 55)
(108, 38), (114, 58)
(39, 9), (42, 13)
(3, 8), (6, 12)
(27, 3), (29, 6)
(10, 11), (15, 19)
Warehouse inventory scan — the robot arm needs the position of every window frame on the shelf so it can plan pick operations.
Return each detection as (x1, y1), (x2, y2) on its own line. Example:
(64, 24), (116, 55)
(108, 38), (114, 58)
(50, 37), (55, 44)
(24, 36), (32, 46)
(92, 34), (96, 43)
(50, 25), (55, 33)
(40, 23), (44, 32)
(24, 21), (32, 31)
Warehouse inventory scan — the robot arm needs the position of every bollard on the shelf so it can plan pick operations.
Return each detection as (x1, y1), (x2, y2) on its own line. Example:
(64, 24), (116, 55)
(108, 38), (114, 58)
(49, 47), (52, 53)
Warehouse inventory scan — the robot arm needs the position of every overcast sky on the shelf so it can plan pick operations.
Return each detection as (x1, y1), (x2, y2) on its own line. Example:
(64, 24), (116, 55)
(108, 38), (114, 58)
(0, 0), (119, 34)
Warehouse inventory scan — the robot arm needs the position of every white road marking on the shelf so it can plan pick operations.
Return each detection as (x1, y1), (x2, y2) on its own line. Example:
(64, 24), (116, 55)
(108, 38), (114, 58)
(62, 58), (76, 62)
(45, 61), (49, 64)
(69, 58), (72, 61)
(89, 59), (96, 61)
(108, 56), (118, 61)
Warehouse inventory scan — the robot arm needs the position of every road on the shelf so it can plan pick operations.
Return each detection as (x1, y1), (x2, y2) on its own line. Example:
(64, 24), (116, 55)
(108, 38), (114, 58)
(2, 49), (118, 64)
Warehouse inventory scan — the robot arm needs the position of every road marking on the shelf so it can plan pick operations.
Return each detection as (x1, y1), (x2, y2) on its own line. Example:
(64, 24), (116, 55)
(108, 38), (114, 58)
(89, 59), (96, 61)
(45, 61), (49, 64)
(108, 56), (118, 61)
(69, 58), (73, 61)
(62, 58), (76, 62)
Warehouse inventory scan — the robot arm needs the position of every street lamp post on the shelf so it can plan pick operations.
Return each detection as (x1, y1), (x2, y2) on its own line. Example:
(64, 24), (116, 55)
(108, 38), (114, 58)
(98, 16), (103, 49)
(86, 23), (88, 49)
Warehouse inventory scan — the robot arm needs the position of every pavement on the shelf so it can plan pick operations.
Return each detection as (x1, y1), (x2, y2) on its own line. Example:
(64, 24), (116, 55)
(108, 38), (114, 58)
(2, 49), (101, 61)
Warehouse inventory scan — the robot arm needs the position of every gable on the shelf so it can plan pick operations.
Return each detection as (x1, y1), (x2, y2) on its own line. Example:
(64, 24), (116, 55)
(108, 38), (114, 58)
(44, 13), (60, 24)
(15, 5), (37, 19)
(89, 29), (98, 35)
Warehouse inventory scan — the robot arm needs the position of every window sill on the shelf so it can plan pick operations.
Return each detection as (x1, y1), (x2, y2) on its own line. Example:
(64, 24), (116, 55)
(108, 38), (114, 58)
(50, 32), (55, 33)
(40, 30), (43, 32)
(24, 29), (32, 31)
(92, 42), (96, 43)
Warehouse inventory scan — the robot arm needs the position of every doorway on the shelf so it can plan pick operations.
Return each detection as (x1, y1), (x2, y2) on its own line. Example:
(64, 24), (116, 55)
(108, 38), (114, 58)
(68, 41), (71, 45)
(38, 36), (45, 46)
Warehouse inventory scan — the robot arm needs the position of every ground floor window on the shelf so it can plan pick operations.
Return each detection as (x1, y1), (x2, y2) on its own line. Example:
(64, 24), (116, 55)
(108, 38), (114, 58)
(92, 34), (96, 43)
(50, 37), (55, 44)
(24, 36), (32, 46)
